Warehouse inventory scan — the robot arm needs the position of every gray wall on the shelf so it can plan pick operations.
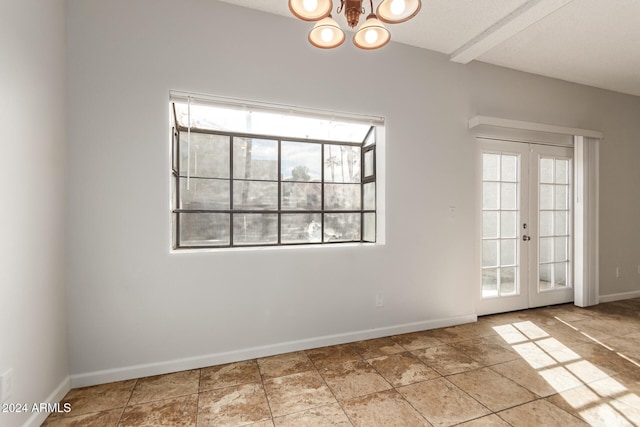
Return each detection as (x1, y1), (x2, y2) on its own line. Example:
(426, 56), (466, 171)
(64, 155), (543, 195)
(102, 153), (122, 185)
(65, 0), (640, 383)
(0, 1), (69, 426)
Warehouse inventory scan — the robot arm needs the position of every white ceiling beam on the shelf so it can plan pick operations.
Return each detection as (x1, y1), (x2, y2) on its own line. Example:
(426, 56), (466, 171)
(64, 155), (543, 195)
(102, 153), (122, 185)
(450, 0), (576, 64)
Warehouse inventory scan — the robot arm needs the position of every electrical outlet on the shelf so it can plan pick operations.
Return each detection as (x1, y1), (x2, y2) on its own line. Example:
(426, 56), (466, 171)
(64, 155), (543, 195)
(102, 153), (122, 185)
(375, 293), (384, 308)
(1, 369), (14, 403)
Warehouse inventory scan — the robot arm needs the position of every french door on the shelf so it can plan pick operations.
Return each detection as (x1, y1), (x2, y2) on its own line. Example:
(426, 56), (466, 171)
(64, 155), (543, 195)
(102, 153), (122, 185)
(477, 138), (574, 315)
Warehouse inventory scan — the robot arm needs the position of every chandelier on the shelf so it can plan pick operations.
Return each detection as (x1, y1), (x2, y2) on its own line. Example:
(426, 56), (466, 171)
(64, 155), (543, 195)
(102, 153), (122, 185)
(289, 0), (422, 50)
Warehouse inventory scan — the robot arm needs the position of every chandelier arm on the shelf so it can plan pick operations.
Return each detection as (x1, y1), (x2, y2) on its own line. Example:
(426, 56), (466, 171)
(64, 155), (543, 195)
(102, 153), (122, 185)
(369, 0), (373, 13)
(337, 0), (345, 14)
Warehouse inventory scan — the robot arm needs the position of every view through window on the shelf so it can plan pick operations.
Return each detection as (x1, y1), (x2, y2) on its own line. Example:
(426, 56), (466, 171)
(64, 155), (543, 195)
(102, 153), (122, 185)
(170, 95), (380, 249)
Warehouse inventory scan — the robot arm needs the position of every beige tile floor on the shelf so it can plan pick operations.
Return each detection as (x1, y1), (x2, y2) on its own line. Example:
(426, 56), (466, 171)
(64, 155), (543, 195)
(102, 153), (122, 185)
(44, 299), (640, 426)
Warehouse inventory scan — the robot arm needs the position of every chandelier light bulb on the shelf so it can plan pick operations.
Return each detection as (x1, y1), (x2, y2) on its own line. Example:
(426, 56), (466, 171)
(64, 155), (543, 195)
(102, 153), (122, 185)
(376, 0), (421, 23)
(303, 0), (318, 12)
(365, 29), (379, 44)
(321, 27), (334, 42)
(390, 0), (406, 15)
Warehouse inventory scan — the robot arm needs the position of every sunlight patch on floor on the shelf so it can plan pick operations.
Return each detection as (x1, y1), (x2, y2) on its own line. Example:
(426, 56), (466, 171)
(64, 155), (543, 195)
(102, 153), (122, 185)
(494, 319), (640, 425)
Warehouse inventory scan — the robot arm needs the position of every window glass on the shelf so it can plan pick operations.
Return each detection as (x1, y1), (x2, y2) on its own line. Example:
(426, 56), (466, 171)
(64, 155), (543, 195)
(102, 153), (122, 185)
(171, 98), (378, 249)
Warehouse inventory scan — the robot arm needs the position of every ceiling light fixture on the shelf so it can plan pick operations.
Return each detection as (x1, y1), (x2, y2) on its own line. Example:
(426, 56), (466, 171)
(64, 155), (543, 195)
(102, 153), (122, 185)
(289, 0), (421, 50)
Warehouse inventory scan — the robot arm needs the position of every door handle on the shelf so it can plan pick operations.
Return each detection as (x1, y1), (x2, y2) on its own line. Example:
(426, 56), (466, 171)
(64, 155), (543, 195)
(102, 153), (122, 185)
(522, 235), (531, 241)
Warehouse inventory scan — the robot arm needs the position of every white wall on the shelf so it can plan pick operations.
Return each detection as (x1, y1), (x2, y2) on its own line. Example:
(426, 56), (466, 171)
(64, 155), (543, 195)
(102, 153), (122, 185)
(0, 1), (69, 426)
(65, 0), (640, 384)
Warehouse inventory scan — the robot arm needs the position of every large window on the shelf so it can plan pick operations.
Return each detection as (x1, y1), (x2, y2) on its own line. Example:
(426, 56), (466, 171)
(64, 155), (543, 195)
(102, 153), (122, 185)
(170, 95), (379, 249)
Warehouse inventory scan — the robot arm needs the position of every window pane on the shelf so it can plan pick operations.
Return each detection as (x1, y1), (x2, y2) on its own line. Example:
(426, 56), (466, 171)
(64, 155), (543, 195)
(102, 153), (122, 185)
(501, 239), (516, 266)
(540, 237), (553, 263)
(281, 183), (321, 210)
(540, 185), (553, 210)
(179, 213), (229, 247)
(554, 237), (568, 262)
(281, 214), (321, 244)
(363, 213), (375, 242)
(483, 211), (498, 239)
(233, 138), (278, 181)
(482, 268), (498, 298)
(483, 182), (499, 210)
(325, 145), (361, 183)
(325, 184), (361, 210)
(324, 213), (360, 242)
(500, 212), (517, 238)
(179, 178), (229, 210)
(539, 264), (552, 291)
(364, 149), (374, 178)
(554, 211), (568, 236)
(281, 141), (321, 182)
(483, 154), (500, 181)
(540, 158), (554, 183)
(233, 181), (278, 210)
(501, 183), (517, 210)
(540, 211), (553, 237)
(233, 213), (278, 245)
(554, 262), (568, 287)
(500, 267), (516, 295)
(555, 185), (568, 210)
(501, 155), (518, 182)
(363, 182), (375, 210)
(556, 159), (569, 184)
(179, 132), (230, 178)
(363, 128), (375, 147)
(483, 240), (498, 267)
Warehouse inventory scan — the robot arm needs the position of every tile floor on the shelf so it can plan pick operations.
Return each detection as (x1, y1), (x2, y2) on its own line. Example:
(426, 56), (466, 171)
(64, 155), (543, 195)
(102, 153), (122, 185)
(44, 299), (640, 426)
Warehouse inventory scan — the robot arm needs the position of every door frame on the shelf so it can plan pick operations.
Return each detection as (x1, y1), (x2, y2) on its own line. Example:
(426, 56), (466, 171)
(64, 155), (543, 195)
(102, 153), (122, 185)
(472, 121), (601, 314)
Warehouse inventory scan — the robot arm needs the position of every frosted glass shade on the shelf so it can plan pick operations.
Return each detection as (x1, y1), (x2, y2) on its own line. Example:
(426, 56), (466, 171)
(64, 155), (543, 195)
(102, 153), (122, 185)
(289, 0), (332, 21)
(353, 14), (390, 50)
(308, 16), (346, 49)
(376, 0), (421, 23)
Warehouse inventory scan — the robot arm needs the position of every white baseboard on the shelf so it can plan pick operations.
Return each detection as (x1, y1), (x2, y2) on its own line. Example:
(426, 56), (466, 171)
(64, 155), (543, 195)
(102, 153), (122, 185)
(23, 376), (71, 427)
(70, 314), (476, 388)
(599, 290), (640, 303)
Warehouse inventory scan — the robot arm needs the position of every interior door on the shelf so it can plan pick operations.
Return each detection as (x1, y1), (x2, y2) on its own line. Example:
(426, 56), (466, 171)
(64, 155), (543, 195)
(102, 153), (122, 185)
(477, 139), (574, 315)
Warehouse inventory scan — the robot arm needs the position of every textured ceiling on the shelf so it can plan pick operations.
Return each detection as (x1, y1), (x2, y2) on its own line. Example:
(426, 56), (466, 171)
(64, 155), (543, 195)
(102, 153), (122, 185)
(219, 0), (640, 96)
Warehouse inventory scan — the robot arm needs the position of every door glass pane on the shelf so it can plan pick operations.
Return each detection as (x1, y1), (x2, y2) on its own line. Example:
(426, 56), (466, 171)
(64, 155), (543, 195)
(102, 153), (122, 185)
(554, 211), (568, 236)
(540, 185), (554, 209)
(554, 263), (568, 287)
(554, 237), (568, 262)
(501, 267), (516, 295)
(501, 155), (517, 182)
(483, 211), (498, 238)
(483, 269), (498, 297)
(555, 185), (568, 209)
(538, 155), (573, 293)
(540, 237), (553, 263)
(556, 159), (569, 184)
(483, 182), (499, 210)
(540, 158), (554, 183)
(539, 264), (552, 291)
(500, 212), (517, 238)
(482, 240), (498, 267)
(483, 154), (500, 181)
(501, 184), (517, 210)
(539, 211), (553, 237)
(481, 151), (520, 299)
(501, 239), (516, 266)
